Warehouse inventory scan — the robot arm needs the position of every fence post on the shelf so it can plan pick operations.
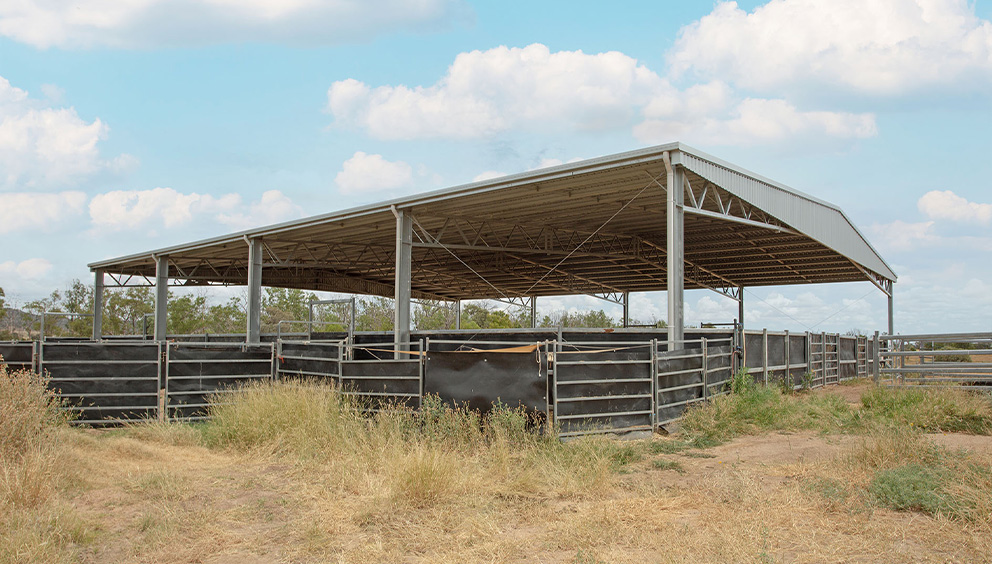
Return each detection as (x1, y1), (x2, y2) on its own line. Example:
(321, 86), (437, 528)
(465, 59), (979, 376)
(160, 342), (168, 422)
(872, 331), (880, 383)
(821, 332), (827, 387)
(650, 338), (658, 431)
(761, 329), (768, 386)
(270, 342), (277, 382)
(701, 337), (709, 401)
(784, 330), (790, 389)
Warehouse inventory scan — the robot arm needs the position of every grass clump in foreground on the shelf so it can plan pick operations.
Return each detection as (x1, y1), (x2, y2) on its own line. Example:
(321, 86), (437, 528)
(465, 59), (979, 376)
(201, 380), (628, 505)
(0, 360), (89, 564)
(828, 428), (992, 522)
(679, 369), (992, 446)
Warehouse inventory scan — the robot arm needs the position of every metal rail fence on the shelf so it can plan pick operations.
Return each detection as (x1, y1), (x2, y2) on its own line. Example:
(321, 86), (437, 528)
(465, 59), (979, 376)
(276, 339), (425, 410)
(0, 341), (36, 373)
(3, 327), (883, 431)
(552, 340), (656, 438)
(656, 337), (734, 426)
(742, 330), (868, 390)
(38, 340), (162, 424)
(164, 342), (276, 421)
(874, 332), (992, 389)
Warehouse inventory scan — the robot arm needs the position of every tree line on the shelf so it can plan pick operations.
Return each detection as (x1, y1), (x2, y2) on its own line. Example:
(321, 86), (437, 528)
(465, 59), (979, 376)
(1, 280), (662, 340)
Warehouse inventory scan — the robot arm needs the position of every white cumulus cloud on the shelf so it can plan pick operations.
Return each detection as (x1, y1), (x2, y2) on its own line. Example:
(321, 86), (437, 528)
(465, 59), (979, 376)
(327, 43), (877, 147)
(918, 190), (992, 224)
(89, 187), (241, 231)
(0, 75), (129, 190)
(668, 0), (992, 96)
(0, 191), (87, 233)
(867, 220), (939, 252)
(335, 151), (414, 194)
(635, 96), (877, 145)
(217, 190), (304, 230)
(0, 258), (53, 280)
(0, 0), (468, 49)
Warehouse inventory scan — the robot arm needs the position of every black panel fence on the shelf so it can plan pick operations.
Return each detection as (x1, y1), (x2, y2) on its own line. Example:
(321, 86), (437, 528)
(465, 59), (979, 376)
(741, 330), (870, 390)
(1, 327), (876, 432)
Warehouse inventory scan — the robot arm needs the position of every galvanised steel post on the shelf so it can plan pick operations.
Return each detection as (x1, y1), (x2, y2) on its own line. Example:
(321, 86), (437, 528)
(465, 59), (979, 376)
(622, 292), (629, 328)
(530, 297), (537, 328)
(246, 238), (263, 344)
(92, 269), (104, 340)
(738, 286), (745, 332)
(393, 208), (412, 357)
(153, 255), (169, 341)
(664, 151), (684, 350)
(887, 287), (894, 336)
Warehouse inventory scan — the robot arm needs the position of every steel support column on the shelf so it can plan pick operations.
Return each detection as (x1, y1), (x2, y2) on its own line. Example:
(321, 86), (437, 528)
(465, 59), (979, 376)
(92, 269), (104, 340)
(738, 286), (745, 331)
(887, 287), (894, 336)
(394, 209), (413, 355)
(622, 291), (630, 328)
(665, 152), (685, 349)
(530, 297), (537, 328)
(153, 256), (168, 341)
(455, 300), (461, 330)
(247, 238), (263, 344)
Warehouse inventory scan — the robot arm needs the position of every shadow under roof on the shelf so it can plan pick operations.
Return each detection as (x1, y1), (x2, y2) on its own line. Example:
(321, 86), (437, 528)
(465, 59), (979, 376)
(89, 142), (895, 301)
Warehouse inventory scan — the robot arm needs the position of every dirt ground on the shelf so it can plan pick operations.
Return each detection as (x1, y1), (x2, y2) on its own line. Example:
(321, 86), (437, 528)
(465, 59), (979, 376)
(54, 414), (992, 564)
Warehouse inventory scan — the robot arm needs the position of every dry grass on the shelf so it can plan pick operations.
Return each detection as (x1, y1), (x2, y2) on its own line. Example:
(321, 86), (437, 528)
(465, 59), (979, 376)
(0, 361), (87, 563)
(3, 377), (992, 563)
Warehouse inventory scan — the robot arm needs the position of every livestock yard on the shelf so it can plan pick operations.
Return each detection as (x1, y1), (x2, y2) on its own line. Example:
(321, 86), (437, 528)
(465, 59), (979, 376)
(3, 144), (992, 563)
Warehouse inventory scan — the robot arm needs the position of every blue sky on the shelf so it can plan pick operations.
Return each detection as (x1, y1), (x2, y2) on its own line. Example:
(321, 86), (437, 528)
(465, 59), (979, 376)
(1, 0), (990, 334)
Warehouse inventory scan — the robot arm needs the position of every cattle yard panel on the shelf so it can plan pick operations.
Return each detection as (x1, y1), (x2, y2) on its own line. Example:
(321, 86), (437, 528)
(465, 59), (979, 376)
(656, 336), (734, 426)
(7, 327), (877, 430)
(164, 342), (276, 421)
(552, 340), (656, 438)
(340, 340), (424, 410)
(0, 341), (36, 373)
(875, 332), (992, 389)
(276, 339), (344, 382)
(37, 340), (162, 424)
(742, 331), (866, 390)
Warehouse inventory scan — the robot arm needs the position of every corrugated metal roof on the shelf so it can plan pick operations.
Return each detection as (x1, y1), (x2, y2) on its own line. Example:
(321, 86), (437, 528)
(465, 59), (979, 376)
(88, 142), (895, 299)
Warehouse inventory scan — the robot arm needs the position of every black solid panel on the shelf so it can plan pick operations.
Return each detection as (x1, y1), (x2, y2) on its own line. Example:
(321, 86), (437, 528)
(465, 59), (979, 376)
(425, 351), (546, 413)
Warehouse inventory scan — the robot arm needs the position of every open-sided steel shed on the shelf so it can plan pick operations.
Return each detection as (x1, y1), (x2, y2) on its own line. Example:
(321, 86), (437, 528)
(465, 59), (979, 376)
(88, 142), (896, 349)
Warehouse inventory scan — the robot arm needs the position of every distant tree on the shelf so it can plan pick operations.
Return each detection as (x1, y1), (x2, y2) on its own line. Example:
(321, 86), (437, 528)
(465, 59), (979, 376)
(261, 288), (318, 333)
(413, 300), (457, 330)
(0, 286), (5, 323)
(538, 309), (618, 328)
(207, 295), (247, 334)
(103, 287), (154, 336)
(168, 292), (211, 335)
(459, 302), (528, 329)
(356, 297), (395, 332)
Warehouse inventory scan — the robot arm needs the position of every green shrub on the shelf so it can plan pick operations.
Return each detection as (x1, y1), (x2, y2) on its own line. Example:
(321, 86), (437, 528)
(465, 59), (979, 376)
(869, 464), (952, 515)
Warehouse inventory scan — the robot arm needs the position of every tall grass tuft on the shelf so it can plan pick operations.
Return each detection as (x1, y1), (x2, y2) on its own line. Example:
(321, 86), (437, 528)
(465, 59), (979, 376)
(681, 378), (992, 445)
(680, 371), (855, 444)
(859, 386), (992, 434)
(0, 360), (84, 563)
(202, 380), (620, 504)
(0, 361), (71, 507)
